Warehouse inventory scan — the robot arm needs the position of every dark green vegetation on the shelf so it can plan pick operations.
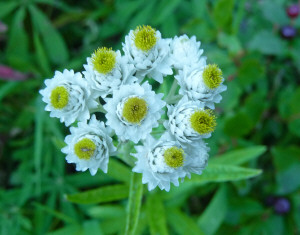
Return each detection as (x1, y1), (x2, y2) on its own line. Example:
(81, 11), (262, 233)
(1, 0), (300, 234)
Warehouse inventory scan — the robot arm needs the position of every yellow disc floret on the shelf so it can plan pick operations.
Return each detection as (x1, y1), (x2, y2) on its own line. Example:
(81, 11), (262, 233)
(91, 47), (116, 74)
(50, 86), (69, 109)
(74, 138), (96, 160)
(203, 64), (223, 89)
(133, 25), (157, 52)
(190, 109), (216, 135)
(164, 147), (185, 168)
(122, 97), (148, 124)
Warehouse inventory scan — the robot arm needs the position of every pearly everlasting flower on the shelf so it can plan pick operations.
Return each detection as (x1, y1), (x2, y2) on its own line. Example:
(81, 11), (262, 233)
(83, 47), (137, 98)
(104, 82), (165, 143)
(132, 133), (209, 191)
(165, 96), (216, 143)
(62, 115), (116, 175)
(39, 69), (98, 126)
(122, 25), (173, 83)
(169, 34), (206, 70)
(175, 64), (227, 109)
(40, 24), (228, 191)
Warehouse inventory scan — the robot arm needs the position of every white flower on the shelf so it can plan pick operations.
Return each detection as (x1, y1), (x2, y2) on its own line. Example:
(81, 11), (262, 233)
(169, 34), (206, 70)
(132, 133), (209, 191)
(122, 25), (173, 83)
(83, 48), (137, 98)
(103, 82), (165, 143)
(165, 96), (216, 143)
(39, 69), (98, 126)
(61, 115), (116, 175)
(175, 65), (227, 109)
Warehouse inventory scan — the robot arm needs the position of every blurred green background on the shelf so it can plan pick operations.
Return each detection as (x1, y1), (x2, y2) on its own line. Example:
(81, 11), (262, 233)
(1, 0), (300, 234)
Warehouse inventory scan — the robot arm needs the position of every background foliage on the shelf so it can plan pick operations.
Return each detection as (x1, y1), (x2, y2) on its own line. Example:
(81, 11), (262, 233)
(1, 0), (300, 234)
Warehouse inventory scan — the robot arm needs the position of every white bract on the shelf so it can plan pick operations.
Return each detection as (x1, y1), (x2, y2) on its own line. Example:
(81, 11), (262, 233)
(83, 49), (137, 98)
(39, 69), (98, 126)
(175, 65), (227, 109)
(122, 26), (173, 83)
(169, 34), (206, 70)
(132, 133), (209, 191)
(165, 96), (216, 143)
(104, 82), (165, 143)
(62, 115), (116, 175)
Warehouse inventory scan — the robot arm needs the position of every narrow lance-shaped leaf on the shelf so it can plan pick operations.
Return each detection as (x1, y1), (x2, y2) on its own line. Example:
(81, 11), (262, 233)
(146, 193), (168, 235)
(29, 5), (69, 64)
(167, 209), (205, 235)
(66, 184), (129, 204)
(210, 146), (267, 166)
(187, 164), (262, 185)
(198, 185), (228, 235)
(125, 173), (143, 235)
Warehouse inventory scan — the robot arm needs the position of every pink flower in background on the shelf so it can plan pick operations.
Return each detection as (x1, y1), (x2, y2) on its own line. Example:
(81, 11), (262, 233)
(0, 21), (7, 33)
(0, 65), (27, 81)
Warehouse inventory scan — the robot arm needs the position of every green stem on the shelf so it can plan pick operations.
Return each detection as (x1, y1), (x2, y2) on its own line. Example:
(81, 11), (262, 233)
(164, 79), (179, 104)
(90, 103), (107, 114)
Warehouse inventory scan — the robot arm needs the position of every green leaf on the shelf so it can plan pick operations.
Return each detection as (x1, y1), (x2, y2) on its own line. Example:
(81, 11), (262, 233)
(223, 111), (254, 137)
(83, 220), (103, 235)
(33, 32), (51, 76)
(187, 165), (262, 185)
(288, 119), (300, 137)
(107, 159), (131, 184)
(46, 224), (82, 235)
(278, 87), (300, 119)
(167, 209), (205, 235)
(198, 185), (227, 235)
(261, 1), (289, 25)
(213, 0), (234, 31)
(232, 0), (246, 35)
(218, 32), (242, 55)
(32, 202), (75, 224)
(0, 2), (18, 18)
(221, 80), (242, 111)
(66, 184), (129, 204)
(152, 0), (182, 25)
(125, 173), (143, 235)
(237, 58), (265, 87)
(87, 205), (125, 219)
(272, 146), (300, 194)
(29, 5), (69, 64)
(0, 82), (19, 102)
(210, 146), (267, 166)
(146, 194), (168, 235)
(248, 30), (285, 55)
(6, 7), (30, 69)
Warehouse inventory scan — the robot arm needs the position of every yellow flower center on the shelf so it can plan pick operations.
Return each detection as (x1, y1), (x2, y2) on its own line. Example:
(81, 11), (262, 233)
(190, 109), (216, 135)
(91, 47), (116, 74)
(50, 86), (69, 109)
(164, 147), (185, 168)
(74, 138), (96, 160)
(133, 25), (157, 52)
(203, 64), (223, 89)
(122, 97), (148, 124)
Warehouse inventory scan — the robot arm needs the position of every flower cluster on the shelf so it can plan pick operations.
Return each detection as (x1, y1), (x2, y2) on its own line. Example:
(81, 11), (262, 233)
(40, 25), (226, 191)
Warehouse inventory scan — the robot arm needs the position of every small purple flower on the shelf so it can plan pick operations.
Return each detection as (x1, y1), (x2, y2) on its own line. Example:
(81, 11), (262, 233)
(0, 65), (27, 81)
(286, 4), (300, 19)
(280, 25), (297, 40)
(274, 198), (290, 214)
